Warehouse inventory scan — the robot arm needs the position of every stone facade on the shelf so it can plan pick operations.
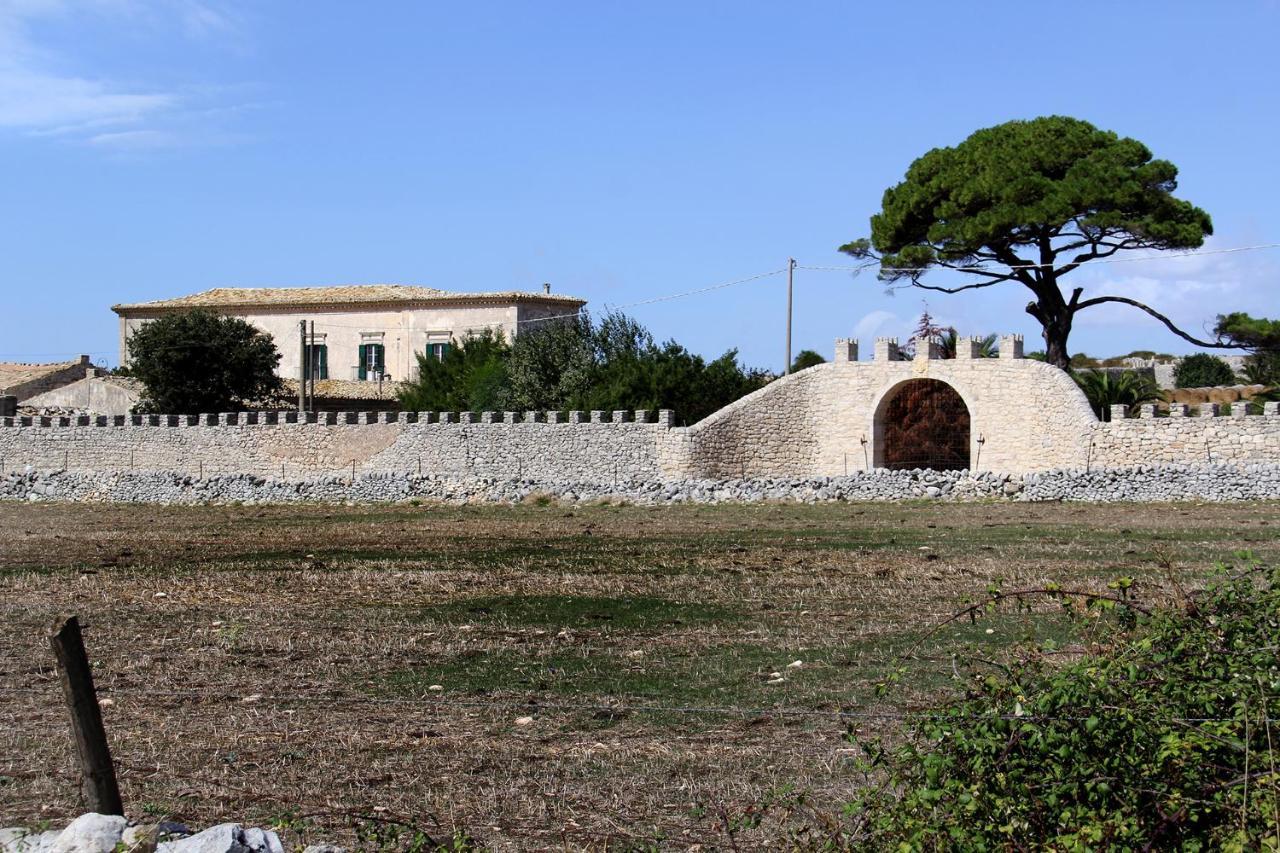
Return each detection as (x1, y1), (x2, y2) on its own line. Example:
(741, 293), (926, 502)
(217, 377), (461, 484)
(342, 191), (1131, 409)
(21, 371), (141, 416)
(113, 285), (585, 384)
(2, 337), (1278, 483)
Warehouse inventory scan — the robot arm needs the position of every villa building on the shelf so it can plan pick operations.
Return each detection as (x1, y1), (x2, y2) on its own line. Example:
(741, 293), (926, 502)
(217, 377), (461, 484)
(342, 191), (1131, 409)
(112, 284), (586, 383)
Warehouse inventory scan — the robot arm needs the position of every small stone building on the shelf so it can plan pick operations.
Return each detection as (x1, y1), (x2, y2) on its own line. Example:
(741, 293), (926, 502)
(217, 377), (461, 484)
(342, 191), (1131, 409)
(112, 284), (586, 384)
(0, 356), (101, 403)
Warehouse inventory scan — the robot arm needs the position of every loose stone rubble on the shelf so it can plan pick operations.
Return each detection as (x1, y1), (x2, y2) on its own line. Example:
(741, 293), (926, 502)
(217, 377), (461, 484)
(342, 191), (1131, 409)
(0, 814), (339, 853)
(3, 463), (1278, 505)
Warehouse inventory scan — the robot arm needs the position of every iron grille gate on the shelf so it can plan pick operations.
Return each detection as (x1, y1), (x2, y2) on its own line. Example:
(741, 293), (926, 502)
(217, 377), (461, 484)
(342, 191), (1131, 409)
(881, 379), (971, 471)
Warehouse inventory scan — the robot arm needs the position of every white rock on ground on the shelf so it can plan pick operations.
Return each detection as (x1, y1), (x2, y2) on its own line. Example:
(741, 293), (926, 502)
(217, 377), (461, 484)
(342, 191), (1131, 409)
(156, 823), (281, 853)
(0, 818), (284, 853)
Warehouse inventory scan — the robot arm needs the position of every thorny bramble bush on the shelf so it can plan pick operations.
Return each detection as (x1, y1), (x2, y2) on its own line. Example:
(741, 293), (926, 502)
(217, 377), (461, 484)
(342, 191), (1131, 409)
(839, 555), (1280, 851)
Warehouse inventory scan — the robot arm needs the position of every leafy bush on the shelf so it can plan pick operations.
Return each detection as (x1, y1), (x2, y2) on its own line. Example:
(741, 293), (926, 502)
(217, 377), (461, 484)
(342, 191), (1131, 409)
(1174, 353), (1237, 388)
(1073, 370), (1161, 418)
(127, 309), (282, 413)
(1242, 351), (1280, 388)
(396, 311), (769, 423)
(790, 349), (827, 372)
(398, 329), (510, 412)
(846, 559), (1280, 850)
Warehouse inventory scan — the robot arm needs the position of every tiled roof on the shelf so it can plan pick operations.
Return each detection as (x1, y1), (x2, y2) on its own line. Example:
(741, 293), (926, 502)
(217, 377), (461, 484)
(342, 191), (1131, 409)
(0, 360), (80, 392)
(279, 378), (405, 402)
(113, 284), (586, 313)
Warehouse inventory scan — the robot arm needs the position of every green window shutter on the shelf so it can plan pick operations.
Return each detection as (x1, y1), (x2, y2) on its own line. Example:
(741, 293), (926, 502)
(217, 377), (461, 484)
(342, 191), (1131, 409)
(374, 344), (385, 373)
(317, 345), (328, 380)
(358, 344), (368, 380)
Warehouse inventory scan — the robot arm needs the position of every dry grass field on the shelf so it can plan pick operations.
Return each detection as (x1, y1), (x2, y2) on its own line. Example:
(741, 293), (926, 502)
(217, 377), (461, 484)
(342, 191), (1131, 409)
(2, 499), (1278, 850)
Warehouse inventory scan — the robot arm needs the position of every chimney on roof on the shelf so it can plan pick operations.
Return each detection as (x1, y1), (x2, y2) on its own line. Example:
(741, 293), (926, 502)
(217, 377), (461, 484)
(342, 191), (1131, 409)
(78, 354), (90, 365)
(543, 282), (551, 294)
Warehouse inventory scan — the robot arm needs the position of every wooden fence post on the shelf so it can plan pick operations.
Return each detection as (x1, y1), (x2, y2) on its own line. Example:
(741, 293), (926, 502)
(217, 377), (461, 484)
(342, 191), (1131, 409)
(49, 615), (123, 816)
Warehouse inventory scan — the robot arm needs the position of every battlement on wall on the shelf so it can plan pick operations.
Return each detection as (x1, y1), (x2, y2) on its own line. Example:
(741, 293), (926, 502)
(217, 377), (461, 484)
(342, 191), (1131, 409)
(1106, 402), (1280, 421)
(0, 409), (677, 428)
(841, 334), (1025, 362)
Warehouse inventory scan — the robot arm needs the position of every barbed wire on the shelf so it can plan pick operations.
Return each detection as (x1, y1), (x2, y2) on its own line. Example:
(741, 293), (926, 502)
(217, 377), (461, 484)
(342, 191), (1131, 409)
(0, 684), (1265, 725)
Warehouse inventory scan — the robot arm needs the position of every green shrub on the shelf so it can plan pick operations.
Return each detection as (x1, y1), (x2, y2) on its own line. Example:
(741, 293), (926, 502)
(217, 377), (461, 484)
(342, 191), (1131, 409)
(127, 309), (283, 413)
(1073, 370), (1161, 419)
(1174, 353), (1237, 388)
(846, 559), (1280, 850)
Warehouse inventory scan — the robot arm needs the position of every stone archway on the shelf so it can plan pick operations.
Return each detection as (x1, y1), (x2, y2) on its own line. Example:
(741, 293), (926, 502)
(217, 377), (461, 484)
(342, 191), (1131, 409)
(875, 378), (971, 470)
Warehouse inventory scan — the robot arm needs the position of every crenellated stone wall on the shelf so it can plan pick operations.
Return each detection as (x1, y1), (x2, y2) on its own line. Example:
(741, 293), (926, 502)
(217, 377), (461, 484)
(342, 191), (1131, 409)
(0, 410), (681, 481)
(1091, 402), (1280, 468)
(1, 337), (1278, 484)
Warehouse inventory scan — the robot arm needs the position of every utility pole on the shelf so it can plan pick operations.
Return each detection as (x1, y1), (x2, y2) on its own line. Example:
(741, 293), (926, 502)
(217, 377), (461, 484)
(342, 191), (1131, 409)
(298, 320), (307, 413)
(785, 257), (796, 374)
(309, 321), (316, 412)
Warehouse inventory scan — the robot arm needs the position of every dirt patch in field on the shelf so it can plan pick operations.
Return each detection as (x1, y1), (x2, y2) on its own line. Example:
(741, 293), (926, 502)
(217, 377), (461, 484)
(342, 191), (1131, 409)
(1, 500), (1276, 849)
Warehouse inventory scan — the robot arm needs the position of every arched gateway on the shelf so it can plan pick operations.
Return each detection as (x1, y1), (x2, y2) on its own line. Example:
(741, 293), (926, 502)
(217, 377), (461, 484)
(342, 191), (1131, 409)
(875, 378), (971, 470)
(668, 334), (1100, 478)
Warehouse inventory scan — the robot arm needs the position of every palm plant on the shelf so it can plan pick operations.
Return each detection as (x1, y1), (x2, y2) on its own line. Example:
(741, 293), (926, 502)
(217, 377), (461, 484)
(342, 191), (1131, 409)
(1073, 370), (1161, 420)
(938, 330), (999, 359)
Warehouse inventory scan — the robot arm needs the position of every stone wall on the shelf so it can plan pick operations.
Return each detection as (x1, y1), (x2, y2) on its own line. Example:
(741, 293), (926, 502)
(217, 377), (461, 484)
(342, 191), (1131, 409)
(6, 464), (1280, 505)
(1092, 403), (1280, 468)
(1, 338), (1278, 483)
(0, 410), (679, 482)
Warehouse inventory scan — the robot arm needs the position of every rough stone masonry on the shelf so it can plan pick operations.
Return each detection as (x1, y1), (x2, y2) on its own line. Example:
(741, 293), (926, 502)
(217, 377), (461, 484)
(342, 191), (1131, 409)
(0, 337), (1277, 489)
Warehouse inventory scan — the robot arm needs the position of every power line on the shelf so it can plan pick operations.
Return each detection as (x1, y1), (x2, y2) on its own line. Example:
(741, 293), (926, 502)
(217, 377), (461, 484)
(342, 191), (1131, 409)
(3, 242), (1276, 360)
(306, 267), (791, 335)
(795, 241), (1280, 274)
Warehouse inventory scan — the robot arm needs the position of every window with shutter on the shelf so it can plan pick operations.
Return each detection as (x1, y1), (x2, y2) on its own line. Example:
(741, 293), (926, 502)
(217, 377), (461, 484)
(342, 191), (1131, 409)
(305, 344), (328, 380)
(359, 343), (385, 380)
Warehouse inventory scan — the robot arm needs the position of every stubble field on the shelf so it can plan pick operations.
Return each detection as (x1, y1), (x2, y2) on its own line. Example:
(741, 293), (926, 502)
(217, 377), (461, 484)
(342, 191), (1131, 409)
(2, 499), (1277, 850)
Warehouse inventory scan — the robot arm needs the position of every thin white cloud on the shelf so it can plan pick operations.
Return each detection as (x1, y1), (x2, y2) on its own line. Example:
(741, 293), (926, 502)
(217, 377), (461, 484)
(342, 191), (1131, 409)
(174, 0), (238, 39)
(0, 0), (246, 144)
(0, 67), (174, 128)
(1070, 239), (1279, 340)
(87, 127), (176, 147)
(852, 309), (901, 342)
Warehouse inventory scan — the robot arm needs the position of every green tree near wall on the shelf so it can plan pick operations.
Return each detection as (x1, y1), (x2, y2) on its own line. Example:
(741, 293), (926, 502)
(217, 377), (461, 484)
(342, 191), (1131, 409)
(414, 311), (769, 423)
(1173, 353), (1237, 388)
(790, 349), (827, 372)
(1215, 312), (1280, 387)
(841, 116), (1220, 370)
(397, 329), (511, 412)
(505, 314), (596, 411)
(126, 309), (282, 413)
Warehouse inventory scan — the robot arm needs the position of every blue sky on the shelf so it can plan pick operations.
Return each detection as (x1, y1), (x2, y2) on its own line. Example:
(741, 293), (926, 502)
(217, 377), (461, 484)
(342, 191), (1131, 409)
(1, 1), (1277, 370)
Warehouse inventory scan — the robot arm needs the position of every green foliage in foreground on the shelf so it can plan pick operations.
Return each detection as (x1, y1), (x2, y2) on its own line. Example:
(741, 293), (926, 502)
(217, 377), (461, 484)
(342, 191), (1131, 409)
(846, 559), (1280, 850)
(1073, 369), (1161, 418)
